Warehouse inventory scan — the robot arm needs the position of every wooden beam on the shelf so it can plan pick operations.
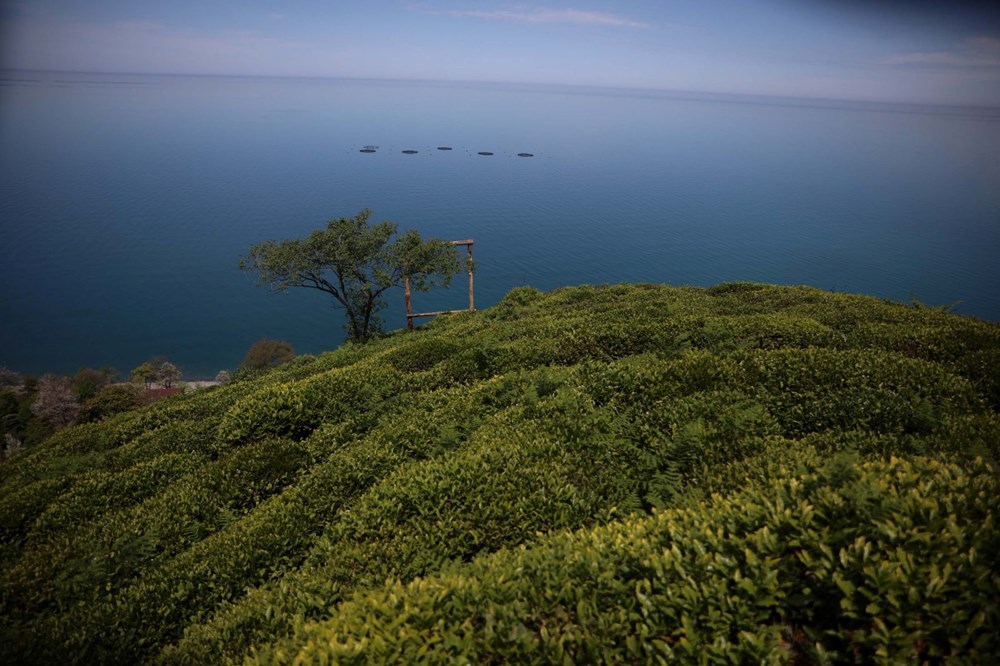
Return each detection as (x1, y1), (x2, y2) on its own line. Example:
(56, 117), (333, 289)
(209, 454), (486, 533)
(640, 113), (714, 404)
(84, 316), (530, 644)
(404, 238), (475, 331)
(408, 309), (469, 319)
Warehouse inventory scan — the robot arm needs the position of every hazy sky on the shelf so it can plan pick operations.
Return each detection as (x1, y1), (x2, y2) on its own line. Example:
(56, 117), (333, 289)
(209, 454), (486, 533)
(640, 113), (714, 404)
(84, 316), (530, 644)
(2, 1), (999, 104)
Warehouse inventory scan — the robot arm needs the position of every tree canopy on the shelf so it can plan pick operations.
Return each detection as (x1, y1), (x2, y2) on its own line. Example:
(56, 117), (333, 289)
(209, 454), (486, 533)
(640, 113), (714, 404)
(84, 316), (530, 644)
(30, 374), (78, 430)
(130, 363), (157, 389)
(239, 209), (464, 342)
(241, 339), (295, 372)
(157, 362), (182, 389)
(130, 359), (181, 389)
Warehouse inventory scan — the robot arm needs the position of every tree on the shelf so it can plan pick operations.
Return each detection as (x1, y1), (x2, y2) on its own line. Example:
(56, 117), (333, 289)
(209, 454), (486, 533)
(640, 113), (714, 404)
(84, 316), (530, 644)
(239, 209), (465, 342)
(241, 339), (295, 371)
(0, 377), (50, 448)
(157, 362), (182, 389)
(72, 366), (117, 402)
(30, 374), (78, 430)
(0, 389), (21, 444)
(131, 363), (157, 389)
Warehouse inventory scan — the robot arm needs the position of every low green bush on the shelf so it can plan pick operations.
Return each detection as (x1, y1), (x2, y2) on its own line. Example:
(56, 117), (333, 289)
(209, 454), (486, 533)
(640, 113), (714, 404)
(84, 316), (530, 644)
(250, 454), (999, 665)
(0, 438), (310, 624)
(28, 452), (207, 540)
(385, 337), (462, 373)
(216, 360), (405, 446)
(1, 282), (997, 665)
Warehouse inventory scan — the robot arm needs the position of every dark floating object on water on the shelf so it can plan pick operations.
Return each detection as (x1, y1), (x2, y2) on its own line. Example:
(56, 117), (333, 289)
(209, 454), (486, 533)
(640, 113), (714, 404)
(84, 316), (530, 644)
(517, 152), (534, 157)
(360, 144), (378, 153)
(477, 151), (494, 156)
(437, 146), (453, 151)
(402, 149), (418, 154)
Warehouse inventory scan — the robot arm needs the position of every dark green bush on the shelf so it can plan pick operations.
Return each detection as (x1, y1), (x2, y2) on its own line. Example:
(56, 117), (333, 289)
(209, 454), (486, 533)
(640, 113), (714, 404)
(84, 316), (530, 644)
(250, 455), (999, 665)
(216, 360), (405, 446)
(1, 282), (997, 666)
(385, 337), (461, 373)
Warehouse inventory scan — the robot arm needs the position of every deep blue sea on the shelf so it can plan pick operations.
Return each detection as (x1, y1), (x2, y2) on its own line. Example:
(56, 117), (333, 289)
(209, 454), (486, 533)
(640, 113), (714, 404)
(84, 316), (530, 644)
(2, 72), (999, 378)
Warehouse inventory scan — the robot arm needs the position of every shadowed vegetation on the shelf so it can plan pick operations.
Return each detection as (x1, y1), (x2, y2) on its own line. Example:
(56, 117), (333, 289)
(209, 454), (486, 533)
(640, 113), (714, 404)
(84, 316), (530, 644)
(1, 282), (998, 664)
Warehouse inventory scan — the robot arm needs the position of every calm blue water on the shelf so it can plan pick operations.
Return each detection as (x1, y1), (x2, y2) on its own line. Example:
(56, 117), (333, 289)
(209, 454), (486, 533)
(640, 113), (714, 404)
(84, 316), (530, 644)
(2, 72), (999, 378)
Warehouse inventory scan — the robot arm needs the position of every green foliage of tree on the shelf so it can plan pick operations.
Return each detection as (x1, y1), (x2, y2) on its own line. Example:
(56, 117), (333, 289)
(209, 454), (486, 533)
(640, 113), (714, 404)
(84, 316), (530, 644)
(241, 339), (295, 372)
(157, 362), (182, 389)
(0, 390), (23, 458)
(239, 209), (464, 342)
(0, 389), (20, 432)
(130, 363), (157, 389)
(72, 367), (118, 402)
(0, 380), (51, 449)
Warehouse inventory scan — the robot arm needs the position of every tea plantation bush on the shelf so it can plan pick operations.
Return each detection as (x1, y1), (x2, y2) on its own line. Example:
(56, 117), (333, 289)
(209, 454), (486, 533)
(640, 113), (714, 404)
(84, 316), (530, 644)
(251, 454), (999, 664)
(0, 282), (997, 665)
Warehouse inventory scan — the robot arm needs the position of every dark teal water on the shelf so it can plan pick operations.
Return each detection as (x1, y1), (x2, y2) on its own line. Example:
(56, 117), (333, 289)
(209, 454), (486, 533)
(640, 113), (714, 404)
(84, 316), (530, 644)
(2, 72), (999, 378)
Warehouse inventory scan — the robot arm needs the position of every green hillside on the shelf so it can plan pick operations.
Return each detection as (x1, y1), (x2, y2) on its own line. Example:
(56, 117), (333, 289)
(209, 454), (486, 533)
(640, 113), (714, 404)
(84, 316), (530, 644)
(2, 282), (998, 664)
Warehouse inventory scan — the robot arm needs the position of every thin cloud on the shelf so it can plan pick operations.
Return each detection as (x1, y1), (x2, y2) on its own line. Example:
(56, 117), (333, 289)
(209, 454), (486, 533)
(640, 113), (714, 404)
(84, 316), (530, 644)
(881, 35), (1000, 68)
(1, 15), (334, 75)
(421, 5), (649, 29)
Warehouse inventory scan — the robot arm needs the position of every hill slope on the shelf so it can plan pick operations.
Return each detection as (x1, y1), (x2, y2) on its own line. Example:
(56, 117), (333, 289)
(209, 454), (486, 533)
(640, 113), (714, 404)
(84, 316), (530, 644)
(1, 282), (998, 664)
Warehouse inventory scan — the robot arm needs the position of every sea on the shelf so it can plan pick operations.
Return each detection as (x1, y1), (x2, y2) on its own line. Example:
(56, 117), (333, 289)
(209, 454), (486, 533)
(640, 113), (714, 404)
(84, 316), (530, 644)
(1, 72), (999, 378)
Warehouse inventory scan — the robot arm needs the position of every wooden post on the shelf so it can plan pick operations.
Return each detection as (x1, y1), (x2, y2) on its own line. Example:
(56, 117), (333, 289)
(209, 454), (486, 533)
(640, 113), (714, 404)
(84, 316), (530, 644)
(404, 273), (413, 332)
(467, 242), (474, 311)
(405, 239), (474, 331)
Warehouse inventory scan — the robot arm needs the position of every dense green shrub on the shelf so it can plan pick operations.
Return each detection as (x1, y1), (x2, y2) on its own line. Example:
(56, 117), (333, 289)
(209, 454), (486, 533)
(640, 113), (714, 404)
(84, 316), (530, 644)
(250, 455), (999, 665)
(216, 360), (405, 445)
(79, 383), (148, 423)
(28, 452), (207, 540)
(0, 282), (997, 665)
(385, 337), (462, 373)
(0, 438), (310, 625)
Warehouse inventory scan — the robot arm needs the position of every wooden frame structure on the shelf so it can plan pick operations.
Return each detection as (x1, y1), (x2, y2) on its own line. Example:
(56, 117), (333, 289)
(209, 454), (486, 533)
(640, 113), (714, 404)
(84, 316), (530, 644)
(405, 240), (474, 332)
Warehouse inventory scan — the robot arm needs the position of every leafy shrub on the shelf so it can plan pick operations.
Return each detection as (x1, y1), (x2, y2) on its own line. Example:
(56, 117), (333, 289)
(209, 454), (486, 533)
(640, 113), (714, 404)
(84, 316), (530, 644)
(79, 384), (147, 422)
(28, 452), (207, 539)
(384, 337), (461, 373)
(216, 361), (405, 446)
(1, 282), (998, 665)
(250, 455), (999, 665)
(738, 348), (983, 437)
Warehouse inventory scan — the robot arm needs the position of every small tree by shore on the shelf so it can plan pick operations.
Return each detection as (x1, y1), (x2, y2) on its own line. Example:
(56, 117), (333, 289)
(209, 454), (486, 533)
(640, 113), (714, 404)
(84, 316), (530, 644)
(131, 363), (158, 389)
(130, 359), (182, 389)
(241, 339), (295, 371)
(158, 362), (182, 389)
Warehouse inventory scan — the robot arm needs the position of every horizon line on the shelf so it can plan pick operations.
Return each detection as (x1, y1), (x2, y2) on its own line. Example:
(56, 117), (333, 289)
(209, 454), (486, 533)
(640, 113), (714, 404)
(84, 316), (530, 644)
(4, 67), (1000, 114)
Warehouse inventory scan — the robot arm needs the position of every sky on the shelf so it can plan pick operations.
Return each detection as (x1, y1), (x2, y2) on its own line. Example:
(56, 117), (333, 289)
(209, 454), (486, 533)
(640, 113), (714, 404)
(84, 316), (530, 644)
(2, 0), (999, 105)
